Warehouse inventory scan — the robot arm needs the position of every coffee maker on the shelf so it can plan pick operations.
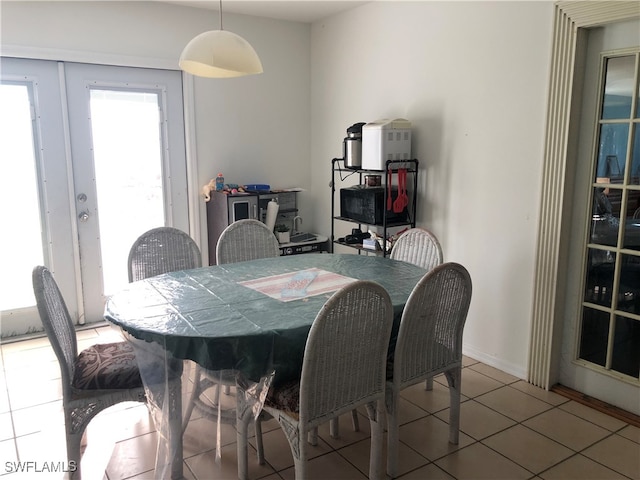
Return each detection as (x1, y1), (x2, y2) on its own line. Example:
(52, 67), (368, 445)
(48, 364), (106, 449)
(343, 122), (366, 169)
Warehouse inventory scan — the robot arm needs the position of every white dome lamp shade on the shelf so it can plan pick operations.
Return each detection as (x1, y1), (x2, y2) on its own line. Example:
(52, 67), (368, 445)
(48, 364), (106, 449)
(179, 0), (263, 78)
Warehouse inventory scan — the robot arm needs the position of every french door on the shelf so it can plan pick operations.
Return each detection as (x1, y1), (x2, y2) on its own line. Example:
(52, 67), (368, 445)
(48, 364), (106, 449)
(0, 58), (189, 338)
(560, 19), (640, 415)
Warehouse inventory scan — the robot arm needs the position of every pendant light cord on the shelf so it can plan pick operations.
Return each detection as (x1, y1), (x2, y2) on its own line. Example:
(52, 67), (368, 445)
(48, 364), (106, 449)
(219, 0), (223, 30)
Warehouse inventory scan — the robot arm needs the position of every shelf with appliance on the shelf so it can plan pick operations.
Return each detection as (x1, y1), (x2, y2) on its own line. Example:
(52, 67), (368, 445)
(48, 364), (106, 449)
(330, 158), (419, 256)
(206, 189), (329, 264)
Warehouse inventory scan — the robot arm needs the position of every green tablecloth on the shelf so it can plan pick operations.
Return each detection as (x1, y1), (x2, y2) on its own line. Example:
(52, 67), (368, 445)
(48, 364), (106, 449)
(105, 253), (427, 385)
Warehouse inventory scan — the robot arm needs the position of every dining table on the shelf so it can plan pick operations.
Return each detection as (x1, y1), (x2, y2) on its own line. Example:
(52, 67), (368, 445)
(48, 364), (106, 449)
(104, 252), (429, 479)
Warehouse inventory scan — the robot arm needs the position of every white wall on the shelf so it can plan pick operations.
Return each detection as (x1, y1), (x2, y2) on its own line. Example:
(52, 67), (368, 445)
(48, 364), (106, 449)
(310, 1), (554, 377)
(2, 0), (556, 378)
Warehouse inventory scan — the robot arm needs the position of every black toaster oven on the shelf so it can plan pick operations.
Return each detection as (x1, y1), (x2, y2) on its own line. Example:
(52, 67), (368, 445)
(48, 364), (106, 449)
(340, 186), (408, 225)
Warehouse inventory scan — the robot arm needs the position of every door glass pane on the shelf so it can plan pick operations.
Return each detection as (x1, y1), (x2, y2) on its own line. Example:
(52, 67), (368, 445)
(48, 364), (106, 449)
(631, 126), (640, 186)
(596, 124), (629, 184)
(590, 186), (620, 247)
(0, 84), (44, 310)
(618, 254), (640, 314)
(90, 89), (165, 295)
(579, 307), (609, 367)
(584, 248), (616, 307)
(601, 55), (634, 120)
(624, 194), (640, 251)
(611, 316), (640, 378)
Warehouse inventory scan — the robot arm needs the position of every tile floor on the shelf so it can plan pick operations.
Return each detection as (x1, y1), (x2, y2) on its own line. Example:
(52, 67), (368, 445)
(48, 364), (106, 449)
(1, 325), (639, 480)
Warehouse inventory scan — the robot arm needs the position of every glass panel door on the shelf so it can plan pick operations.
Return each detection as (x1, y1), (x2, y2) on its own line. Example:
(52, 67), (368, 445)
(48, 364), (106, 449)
(0, 58), (189, 338)
(0, 84), (44, 310)
(581, 51), (640, 381)
(65, 63), (188, 323)
(0, 58), (75, 339)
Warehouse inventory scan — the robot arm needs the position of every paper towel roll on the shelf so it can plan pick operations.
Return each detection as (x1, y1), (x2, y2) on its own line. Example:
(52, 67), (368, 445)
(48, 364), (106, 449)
(265, 199), (279, 232)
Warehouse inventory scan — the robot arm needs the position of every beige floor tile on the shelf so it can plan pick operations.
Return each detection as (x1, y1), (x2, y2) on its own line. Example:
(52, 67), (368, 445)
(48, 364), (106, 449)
(126, 470), (162, 480)
(334, 437), (374, 477)
(467, 363), (520, 385)
(523, 407), (610, 451)
(279, 451), (367, 480)
(391, 395), (431, 426)
(582, 433), (640, 479)
(399, 415), (475, 462)
(337, 434), (430, 479)
(3, 338), (637, 480)
(482, 424), (574, 474)
(7, 377), (61, 410)
(183, 416), (239, 458)
(0, 412), (13, 442)
(399, 463), (455, 479)
(256, 474), (283, 480)
(316, 411), (372, 450)
(75, 327), (103, 341)
(0, 388), (9, 415)
(88, 402), (155, 442)
(474, 385), (554, 422)
(436, 399), (516, 441)
(538, 453), (628, 480)
(14, 427), (68, 467)
(458, 368), (504, 399)
(0, 439), (17, 469)
(106, 432), (159, 479)
(618, 424), (640, 443)
(185, 442), (275, 480)
(2, 345), (57, 370)
(11, 401), (63, 437)
(434, 442), (532, 479)
(393, 441), (433, 478)
(255, 424), (333, 473)
(1, 336), (52, 353)
(510, 381), (570, 406)
(399, 380), (468, 415)
(559, 400), (629, 432)
(4, 360), (61, 386)
(461, 356), (479, 367)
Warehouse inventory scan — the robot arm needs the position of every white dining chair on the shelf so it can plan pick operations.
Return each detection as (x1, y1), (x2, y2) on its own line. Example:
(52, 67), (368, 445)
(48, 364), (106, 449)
(390, 227), (443, 271)
(183, 219), (279, 463)
(237, 280), (394, 480)
(385, 262), (472, 478)
(33, 266), (183, 479)
(128, 226), (202, 282)
(216, 218), (280, 264)
(332, 226), (445, 438)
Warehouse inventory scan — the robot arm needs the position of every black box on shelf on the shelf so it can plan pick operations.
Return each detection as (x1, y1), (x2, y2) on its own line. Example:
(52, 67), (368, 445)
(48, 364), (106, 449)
(340, 186), (408, 225)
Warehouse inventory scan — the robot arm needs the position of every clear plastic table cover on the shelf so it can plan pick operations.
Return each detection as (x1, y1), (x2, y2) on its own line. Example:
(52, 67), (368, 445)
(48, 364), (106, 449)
(105, 253), (428, 479)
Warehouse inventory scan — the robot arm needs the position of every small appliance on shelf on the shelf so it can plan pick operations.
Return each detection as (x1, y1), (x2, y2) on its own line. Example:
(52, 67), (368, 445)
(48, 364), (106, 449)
(361, 118), (412, 171)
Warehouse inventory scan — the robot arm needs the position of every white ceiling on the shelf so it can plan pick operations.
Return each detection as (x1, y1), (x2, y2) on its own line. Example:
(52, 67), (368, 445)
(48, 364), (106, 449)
(162, 0), (368, 23)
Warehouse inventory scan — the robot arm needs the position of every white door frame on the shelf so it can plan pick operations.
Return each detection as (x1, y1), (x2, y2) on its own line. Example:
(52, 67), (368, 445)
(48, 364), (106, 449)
(529, 2), (640, 392)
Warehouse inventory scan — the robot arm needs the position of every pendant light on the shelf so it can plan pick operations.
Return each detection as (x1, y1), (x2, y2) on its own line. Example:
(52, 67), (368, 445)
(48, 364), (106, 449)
(179, 0), (263, 78)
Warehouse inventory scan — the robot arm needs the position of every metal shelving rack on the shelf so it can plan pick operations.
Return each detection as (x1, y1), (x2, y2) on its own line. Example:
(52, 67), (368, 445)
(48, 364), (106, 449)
(330, 158), (419, 256)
